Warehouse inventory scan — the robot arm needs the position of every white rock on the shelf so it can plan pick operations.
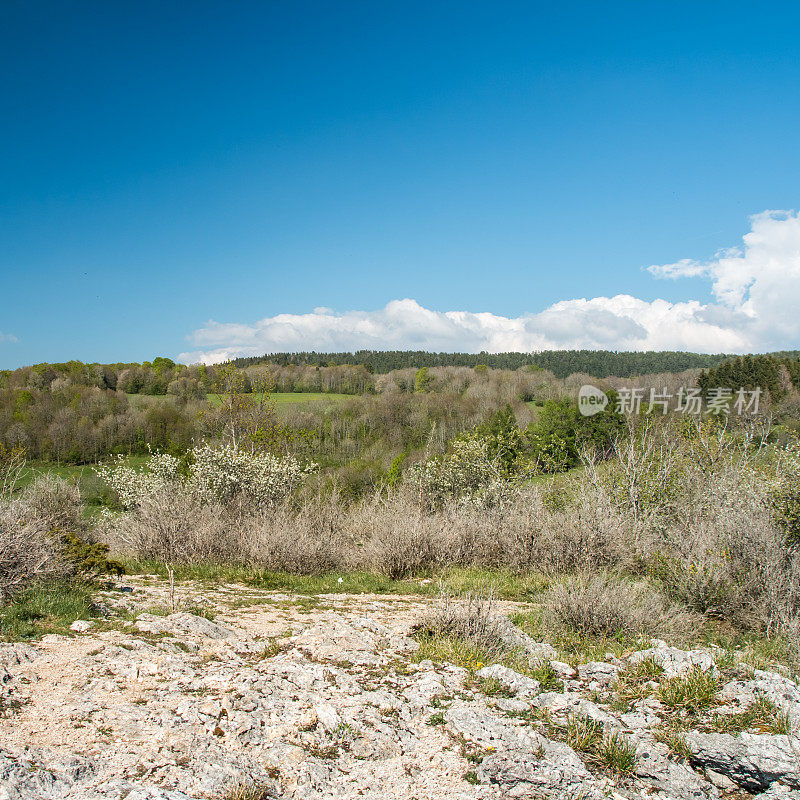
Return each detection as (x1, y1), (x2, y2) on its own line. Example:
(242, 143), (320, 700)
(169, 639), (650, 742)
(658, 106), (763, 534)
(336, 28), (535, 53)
(476, 664), (541, 697)
(314, 702), (342, 732)
(578, 660), (620, 685)
(550, 660), (576, 678)
(629, 645), (715, 676)
(685, 731), (800, 792)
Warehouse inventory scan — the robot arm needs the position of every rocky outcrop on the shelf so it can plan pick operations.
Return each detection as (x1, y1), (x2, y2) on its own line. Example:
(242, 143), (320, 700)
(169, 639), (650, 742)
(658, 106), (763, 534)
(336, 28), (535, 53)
(685, 732), (800, 792)
(0, 579), (797, 800)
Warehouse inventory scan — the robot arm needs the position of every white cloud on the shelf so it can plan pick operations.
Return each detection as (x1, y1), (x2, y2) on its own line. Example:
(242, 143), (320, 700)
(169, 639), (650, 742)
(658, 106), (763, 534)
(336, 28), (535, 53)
(180, 210), (800, 364)
(0, 331), (18, 344)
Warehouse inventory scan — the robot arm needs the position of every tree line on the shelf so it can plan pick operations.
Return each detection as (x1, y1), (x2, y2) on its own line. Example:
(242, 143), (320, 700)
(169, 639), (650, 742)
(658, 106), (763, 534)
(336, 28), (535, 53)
(232, 349), (734, 378)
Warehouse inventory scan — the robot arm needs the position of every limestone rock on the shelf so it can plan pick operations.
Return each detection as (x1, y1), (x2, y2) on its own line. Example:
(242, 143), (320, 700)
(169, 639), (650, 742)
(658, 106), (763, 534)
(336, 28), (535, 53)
(685, 731), (800, 792)
(476, 664), (541, 696)
(628, 645), (715, 676)
(134, 613), (234, 640)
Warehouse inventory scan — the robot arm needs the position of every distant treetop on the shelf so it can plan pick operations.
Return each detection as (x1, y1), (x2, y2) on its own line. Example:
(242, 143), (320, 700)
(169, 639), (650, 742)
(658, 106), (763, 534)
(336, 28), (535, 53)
(230, 349), (737, 379)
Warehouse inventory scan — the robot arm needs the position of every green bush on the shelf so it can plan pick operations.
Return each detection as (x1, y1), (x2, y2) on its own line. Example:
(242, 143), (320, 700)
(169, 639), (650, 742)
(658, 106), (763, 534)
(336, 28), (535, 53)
(59, 530), (125, 576)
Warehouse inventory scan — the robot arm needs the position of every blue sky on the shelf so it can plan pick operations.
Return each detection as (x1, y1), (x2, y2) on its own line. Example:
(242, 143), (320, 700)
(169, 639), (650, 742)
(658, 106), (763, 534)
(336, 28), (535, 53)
(3, 1), (800, 367)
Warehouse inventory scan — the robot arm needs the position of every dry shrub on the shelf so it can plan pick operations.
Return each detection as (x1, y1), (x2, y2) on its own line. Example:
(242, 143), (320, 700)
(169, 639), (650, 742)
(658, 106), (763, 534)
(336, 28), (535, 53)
(778, 615), (800, 668)
(420, 589), (510, 660)
(0, 474), (126, 598)
(543, 573), (696, 644)
(354, 491), (453, 577)
(430, 484), (630, 575)
(104, 487), (348, 573)
(97, 478), (632, 578)
(103, 487), (245, 563)
(352, 483), (630, 578)
(523, 486), (631, 575)
(16, 473), (85, 533)
(95, 441), (800, 661)
(0, 504), (68, 600)
(639, 467), (800, 640)
(247, 494), (348, 574)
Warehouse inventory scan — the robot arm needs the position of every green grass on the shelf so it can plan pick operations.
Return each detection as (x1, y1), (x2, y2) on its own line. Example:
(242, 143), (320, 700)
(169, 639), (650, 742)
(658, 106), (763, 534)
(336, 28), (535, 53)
(596, 731), (638, 775)
(704, 630), (799, 675)
(535, 712), (638, 776)
(205, 392), (352, 413)
(653, 718), (694, 759)
(413, 632), (494, 672)
(658, 667), (721, 712)
(564, 713), (604, 753)
(121, 560), (549, 600)
(612, 657), (665, 709)
(511, 607), (651, 665)
(16, 461), (97, 492)
(0, 581), (97, 640)
(430, 567), (548, 599)
(411, 629), (563, 692)
(708, 695), (793, 735)
(473, 675), (515, 697)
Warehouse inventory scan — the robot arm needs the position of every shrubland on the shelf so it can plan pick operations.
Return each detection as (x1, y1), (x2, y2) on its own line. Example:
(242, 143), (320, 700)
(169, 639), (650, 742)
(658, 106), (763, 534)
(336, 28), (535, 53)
(1, 354), (800, 674)
(11, 412), (777, 668)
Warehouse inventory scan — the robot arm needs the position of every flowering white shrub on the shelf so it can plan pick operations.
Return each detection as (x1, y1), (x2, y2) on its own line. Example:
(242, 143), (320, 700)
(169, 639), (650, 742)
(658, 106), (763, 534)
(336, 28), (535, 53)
(188, 443), (314, 509)
(95, 449), (183, 509)
(96, 444), (315, 512)
(408, 435), (513, 509)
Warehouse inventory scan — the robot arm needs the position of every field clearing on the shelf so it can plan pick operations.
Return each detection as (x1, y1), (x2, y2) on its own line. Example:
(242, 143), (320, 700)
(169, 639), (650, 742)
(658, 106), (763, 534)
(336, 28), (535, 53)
(127, 391), (353, 413)
(207, 391), (353, 410)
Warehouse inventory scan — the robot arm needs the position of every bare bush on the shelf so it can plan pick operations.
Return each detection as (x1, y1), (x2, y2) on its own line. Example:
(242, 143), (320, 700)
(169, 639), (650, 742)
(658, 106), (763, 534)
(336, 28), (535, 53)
(17, 473), (85, 533)
(247, 494), (348, 574)
(0, 444), (25, 496)
(354, 490), (453, 577)
(637, 463), (800, 640)
(103, 486), (349, 572)
(94, 427), (800, 661)
(543, 573), (696, 644)
(0, 505), (68, 600)
(102, 487), (244, 564)
(420, 589), (510, 660)
(530, 486), (632, 575)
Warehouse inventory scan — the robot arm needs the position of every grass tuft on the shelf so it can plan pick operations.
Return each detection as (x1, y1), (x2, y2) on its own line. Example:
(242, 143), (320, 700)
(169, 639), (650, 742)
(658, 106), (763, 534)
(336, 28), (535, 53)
(653, 719), (694, 760)
(474, 676), (515, 698)
(224, 782), (275, 800)
(657, 667), (721, 712)
(709, 695), (794, 736)
(596, 731), (638, 775)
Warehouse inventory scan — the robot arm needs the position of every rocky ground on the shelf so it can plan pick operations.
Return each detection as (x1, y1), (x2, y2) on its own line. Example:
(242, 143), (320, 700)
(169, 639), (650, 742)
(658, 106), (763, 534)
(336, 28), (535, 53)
(0, 578), (798, 800)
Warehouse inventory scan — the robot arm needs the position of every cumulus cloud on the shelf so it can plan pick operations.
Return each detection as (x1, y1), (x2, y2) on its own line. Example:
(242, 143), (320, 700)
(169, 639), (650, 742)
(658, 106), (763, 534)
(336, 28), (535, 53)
(0, 331), (18, 344)
(180, 210), (800, 364)
(647, 210), (800, 345)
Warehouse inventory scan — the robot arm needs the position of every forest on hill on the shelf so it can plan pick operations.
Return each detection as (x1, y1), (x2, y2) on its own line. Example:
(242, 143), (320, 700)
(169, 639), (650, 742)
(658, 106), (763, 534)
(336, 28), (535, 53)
(231, 348), (735, 378)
